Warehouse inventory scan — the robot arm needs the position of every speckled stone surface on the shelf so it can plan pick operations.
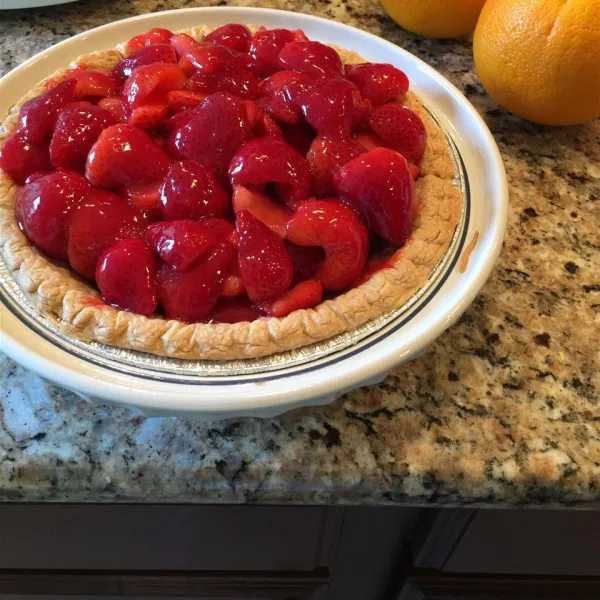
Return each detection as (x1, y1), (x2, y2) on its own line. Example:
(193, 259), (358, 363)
(0, 0), (599, 505)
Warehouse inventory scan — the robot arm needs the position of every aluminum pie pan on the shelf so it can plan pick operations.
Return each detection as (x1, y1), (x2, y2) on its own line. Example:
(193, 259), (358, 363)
(0, 103), (467, 382)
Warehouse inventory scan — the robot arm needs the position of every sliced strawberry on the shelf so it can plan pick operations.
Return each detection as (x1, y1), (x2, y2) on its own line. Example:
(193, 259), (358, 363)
(96, 238), (158, 316)
(98, 97), (128, 122)
(221, 260), (246, 297)
(306, 134), (365, 197)
(278, 41), (343, 78)
(170, 33), (203, 60)
(160, 160), (229, 220)
(125, 28), (173, 55)
(279, 121), (316, 155)
(232, 185), (290, 238)
(244, 101), (283, 140)
(228, 137), (312, 209)
(286, 199), (369, 291)
(157, 241), (236, 322)
(125, 34), (146, 56)
(19, 78), (76, 143)
(166, 92), (252, 182)
(204, 24), (252, 53)
(118, 180), (164, 217)
(248, 27), (308, 77)
(86, 124), (170, 188)
(166, 89), (207, 111)
(334, 147), (413, 247)
(346, 63), (409, 105)
(367, 103), (427, 164)
(257, 70), (312, 124)
(354, 130), (381, 151)
(72, 71), (118, 100)
(236, 210), (293, 303)
(261, 278), (323, 317)
(0, 131), (51, 183)
(123, 63), (187, 109)
(68, 190), (148, 280)
(147, 218), (233, 271)
(14, 171), (89, 260)
(49, 104), (116, 173)
(211, 296), (260, 323)
(285, 240), (325, 284)
(113, 44), (178, 82)
(128, 103), (168, 129)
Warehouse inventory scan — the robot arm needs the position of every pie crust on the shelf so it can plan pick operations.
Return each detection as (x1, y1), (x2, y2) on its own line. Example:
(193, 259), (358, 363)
(0, 27), (462, 360)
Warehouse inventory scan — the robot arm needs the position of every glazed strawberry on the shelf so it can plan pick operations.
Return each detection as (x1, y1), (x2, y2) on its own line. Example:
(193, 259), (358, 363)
(244, 101), (283, 140)
(261, 278), (323, 317)
(236, 210), (293, 303)
(113, 44), (177, 82)
(98, 97), (128, 122)
(68, 190), (148, 280)
(119, 180), (163, 216)
(285, 240), (325, 284)
(228, 138), (311, 209)
(14, 171), (89, 260)
(291, 78), (359, 137)
(125, 28), (174, 55)
(280, 121), (316, 155)
(123, 63), (187, 109)
(258, 70), (312, 124)
(170, 33), (203, 61)
(19, 78), (76, 143)
(86, 124), (170, 188)
(211, 296), (261, 323)
(147, 218), (233, 271)
(167, 92), (251, 181)
(72, 71), (118, 100)
(307, 134), (365, 197)
(0, 131), (51, 183)
(128, 103), (168, 129)
(367, 103), (427, 164)
(49, 104), (116, 173)
(334, 148), (413, 246)
(286, 199), (369, 290)
(222, 272), (246, 297)
(157, 241), (236, 322)
(185, 62), (259, 100)
(248, 27), (309, 77)
(346, 63), (409, 105)
(160, 160), (229, 220)
(278, 41), (343, 78)
(176, 40), (235, 77)
(204, 24), (252, 53)
(96, 238), (158, 316)
(166, 89), (206, 111)
(232, 185), (290, 238)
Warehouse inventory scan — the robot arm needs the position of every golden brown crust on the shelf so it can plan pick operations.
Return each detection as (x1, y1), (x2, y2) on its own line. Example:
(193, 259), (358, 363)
(0, 27), (462, 360)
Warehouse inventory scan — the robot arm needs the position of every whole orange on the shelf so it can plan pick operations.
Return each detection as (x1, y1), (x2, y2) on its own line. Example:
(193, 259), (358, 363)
(380, 0), (487, 38)
(474, 0), (600, 126)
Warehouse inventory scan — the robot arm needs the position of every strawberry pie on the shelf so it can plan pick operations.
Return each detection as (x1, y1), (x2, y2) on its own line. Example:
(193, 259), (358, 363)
(0, 24), (461, 360)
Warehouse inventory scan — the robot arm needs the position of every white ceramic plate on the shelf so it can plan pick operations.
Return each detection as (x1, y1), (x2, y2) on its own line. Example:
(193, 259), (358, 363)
(0, 7), (508, 419)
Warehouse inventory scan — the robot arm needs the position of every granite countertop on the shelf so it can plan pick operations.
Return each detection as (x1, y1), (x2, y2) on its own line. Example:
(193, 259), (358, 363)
(0, 0), (599, 506)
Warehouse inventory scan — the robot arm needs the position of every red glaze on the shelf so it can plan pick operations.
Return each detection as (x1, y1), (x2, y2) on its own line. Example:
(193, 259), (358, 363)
(204, 24), (252, 53)
(346, 63), (409, 105)
(0, 131), (52, 183)
(261, 278), (323, 317)
(113, 44), (178, 82)
(247, 27), (308, 77)
(278, 41), (344, 78)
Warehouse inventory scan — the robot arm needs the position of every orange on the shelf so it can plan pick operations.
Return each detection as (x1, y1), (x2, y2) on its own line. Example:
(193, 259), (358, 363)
(474, 0), (600, 126)
(380, 0), (487, 38)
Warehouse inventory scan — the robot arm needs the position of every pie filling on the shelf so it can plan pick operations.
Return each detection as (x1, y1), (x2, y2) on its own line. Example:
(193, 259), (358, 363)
(0, 24), (430, 326)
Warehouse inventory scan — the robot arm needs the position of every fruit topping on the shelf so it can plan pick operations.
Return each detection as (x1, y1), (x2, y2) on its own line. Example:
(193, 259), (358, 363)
(367, 103), (427, 164)
(247, 27), (308, 77)
(236, 210), (293, 303)
(211, 295), (261, 323)
(147, 218), (233, 271)
(204, 24), (252, 54)
(258, 70), (312, 124)
(278, 41), (344, 78)
(346, 63), (409, 105)
(72, 71), (119, 100)
(125, 28), (174, 55)
(96, 238), (158, 316)
(68, 190), (148, 280)
(14, 171), (90, 260)
(286, 199), (369, 290)
(123, 63), (187, 109)
(86, 123), (170, 188)
(0, 131), (52, 183)
(50, 104), (116, 173)
(232, 185), (290, 238)
(157, 241), (236, 322)
(285, 240), (325, 285)
(228, 137), (311, 209)
(261, 278), (323, 317)
(334, 147), (413, 246)
(113, 44), (178, 82)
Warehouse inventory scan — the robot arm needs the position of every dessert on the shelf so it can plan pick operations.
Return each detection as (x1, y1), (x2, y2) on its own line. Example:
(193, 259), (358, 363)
(0, 24), (461, 360)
